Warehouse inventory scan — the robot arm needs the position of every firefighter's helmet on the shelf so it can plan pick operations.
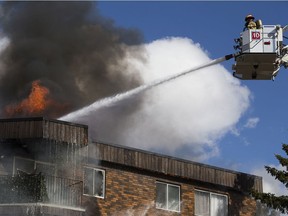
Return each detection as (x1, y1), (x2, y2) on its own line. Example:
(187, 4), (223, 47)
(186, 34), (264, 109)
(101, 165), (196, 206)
(245, 14), (255, 21)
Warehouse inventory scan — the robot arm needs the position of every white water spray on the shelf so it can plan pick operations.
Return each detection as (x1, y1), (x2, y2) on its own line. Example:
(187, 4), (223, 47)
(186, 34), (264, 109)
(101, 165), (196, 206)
(60, 54), (233, 121)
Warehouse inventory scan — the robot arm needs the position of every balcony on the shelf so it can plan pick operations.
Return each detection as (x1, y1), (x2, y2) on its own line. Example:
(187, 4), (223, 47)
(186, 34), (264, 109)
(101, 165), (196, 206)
(0, 173), (83, 208)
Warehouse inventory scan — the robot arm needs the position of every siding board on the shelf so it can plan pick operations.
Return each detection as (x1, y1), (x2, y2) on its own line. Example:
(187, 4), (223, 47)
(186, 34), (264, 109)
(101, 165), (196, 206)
(0, 117), (88, 146)
(91, 142), (263, 193)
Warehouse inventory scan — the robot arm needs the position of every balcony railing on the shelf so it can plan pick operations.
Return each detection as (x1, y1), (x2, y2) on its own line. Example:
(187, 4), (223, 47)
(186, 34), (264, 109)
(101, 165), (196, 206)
(0, 173), (83, 208)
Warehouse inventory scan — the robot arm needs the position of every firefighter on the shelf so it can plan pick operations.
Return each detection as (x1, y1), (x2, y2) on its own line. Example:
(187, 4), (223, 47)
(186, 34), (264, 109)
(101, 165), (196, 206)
(243, 14), (257, 31)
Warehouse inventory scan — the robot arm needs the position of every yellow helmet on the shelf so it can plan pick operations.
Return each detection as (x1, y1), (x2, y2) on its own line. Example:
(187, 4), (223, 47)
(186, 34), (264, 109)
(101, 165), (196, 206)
(245, 14), (255, 21)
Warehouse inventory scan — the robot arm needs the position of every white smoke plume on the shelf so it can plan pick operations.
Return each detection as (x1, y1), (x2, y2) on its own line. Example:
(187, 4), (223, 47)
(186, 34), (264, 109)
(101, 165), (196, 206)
(67, 37), (251, 162)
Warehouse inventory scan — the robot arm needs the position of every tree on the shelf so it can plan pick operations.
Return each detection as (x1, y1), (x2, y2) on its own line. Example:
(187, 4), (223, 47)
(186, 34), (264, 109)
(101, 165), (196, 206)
(252, 143), (288, 214)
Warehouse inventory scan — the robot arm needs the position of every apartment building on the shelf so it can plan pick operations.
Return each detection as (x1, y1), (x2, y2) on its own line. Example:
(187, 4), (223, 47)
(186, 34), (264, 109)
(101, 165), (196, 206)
(0, 117), (262, 216)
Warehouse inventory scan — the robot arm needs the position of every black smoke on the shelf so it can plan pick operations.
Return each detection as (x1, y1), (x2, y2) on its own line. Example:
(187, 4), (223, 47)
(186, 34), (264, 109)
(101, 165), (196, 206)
(0, 1), (145, 118)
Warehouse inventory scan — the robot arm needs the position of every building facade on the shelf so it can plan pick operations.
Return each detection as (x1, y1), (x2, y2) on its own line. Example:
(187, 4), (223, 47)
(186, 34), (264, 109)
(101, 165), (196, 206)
(0, 117), (263, 216)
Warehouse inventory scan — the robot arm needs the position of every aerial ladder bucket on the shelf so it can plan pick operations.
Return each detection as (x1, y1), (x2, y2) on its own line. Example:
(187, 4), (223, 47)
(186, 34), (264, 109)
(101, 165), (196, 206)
(232, 23), (287, 80)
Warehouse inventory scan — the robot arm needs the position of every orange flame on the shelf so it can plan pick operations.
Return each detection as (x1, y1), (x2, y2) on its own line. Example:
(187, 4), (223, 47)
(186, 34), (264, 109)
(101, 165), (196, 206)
(5, 80), (51, 117)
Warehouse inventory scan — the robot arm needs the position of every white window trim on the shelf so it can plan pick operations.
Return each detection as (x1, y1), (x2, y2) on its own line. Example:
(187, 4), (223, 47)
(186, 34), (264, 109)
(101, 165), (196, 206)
(156, 181), (181, 213)
(194, 189), (228, 216)
(83, 166), (105, 199)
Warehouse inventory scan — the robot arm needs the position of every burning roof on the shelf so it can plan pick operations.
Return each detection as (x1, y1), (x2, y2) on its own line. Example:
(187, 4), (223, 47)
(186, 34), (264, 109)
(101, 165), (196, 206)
(5, 80), (53, 117)
(0, 1), (145, 118)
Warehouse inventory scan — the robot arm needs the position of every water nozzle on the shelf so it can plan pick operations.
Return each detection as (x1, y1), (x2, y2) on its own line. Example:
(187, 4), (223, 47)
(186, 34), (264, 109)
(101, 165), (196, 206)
(225, 54), (234, 61)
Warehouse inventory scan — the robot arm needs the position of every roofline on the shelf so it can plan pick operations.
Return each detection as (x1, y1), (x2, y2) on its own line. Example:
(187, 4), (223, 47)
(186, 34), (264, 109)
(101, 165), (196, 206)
(0, 117), (88, 129)
(93, 140), (262, 180)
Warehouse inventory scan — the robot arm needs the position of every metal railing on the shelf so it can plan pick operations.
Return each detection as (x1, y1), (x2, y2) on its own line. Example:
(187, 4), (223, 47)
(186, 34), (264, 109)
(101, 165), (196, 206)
(0, 174), (83, 208)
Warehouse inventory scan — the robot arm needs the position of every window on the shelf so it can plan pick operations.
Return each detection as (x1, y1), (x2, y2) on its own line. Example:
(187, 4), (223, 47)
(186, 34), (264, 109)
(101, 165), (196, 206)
(13, 157), (56, 176)
(195, 190), (228, 216)
(83, 167), (105, 198)
(156, 182), (180, 212)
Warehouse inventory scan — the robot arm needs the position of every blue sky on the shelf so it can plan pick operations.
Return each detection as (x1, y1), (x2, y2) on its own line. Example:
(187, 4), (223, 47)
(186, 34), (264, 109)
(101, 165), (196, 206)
(95, 1), (288, 193)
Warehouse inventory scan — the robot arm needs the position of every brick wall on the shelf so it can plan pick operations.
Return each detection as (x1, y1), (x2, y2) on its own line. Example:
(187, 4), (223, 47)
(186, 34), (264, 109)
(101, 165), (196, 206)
(229, 192), (257, 216)
(83, 166), (194, 215)
(82, 164), (257, 216)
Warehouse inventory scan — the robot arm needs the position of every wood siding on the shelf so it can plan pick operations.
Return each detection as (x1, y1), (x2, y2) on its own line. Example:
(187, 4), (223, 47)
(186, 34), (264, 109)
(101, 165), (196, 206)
(0, 118), (88, 146)
(92, 142), (263, 193)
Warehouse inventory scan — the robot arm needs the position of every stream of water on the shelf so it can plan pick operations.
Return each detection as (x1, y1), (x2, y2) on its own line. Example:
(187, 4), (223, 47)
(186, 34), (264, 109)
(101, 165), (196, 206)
(60, 56), (228, 121)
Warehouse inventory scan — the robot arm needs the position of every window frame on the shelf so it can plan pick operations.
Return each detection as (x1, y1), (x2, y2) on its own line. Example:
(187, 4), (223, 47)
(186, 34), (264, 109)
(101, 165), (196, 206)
(83, 166), (105, 199)
(194, 189), (228, 216)
(155, 181), (181, 212)
(13, 156), (56, 176)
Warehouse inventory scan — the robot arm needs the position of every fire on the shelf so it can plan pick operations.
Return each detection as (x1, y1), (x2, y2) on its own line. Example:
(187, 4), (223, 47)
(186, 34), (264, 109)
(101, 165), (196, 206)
(5, 80), (52, 117)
